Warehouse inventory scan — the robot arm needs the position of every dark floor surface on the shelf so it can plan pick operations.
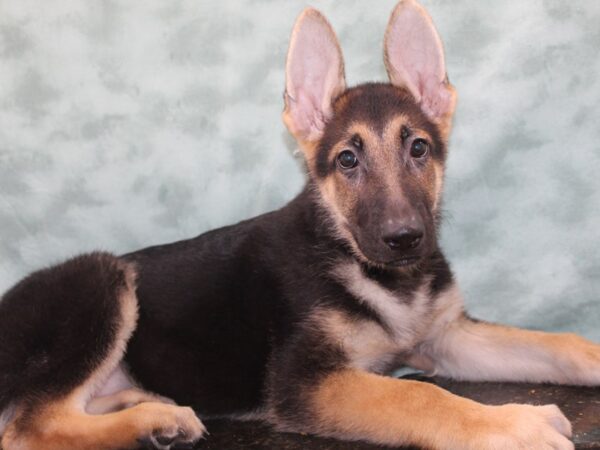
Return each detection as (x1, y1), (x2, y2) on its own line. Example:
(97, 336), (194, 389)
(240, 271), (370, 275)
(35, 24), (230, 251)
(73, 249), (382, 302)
(194, 374), (600, 449)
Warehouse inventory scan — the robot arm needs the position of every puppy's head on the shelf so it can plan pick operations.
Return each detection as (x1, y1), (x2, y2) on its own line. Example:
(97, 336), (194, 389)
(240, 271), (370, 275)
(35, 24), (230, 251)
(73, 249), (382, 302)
(283, 0), (456, 268)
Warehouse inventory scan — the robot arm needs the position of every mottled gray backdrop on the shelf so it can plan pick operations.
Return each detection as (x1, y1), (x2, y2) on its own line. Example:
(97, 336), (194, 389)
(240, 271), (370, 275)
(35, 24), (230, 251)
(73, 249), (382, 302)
(1, 1), (599, 339)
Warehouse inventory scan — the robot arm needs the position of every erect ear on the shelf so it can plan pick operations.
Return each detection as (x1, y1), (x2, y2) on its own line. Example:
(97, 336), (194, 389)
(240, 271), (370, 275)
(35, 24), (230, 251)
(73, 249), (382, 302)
(283, 8), (346, 145)
(384, 0), (456, 138)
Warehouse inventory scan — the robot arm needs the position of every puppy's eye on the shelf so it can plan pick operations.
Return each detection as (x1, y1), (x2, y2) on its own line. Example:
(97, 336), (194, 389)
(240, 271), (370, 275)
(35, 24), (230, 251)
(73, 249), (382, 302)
(337, 150), (358, 169)
(410, 139), (429, 158)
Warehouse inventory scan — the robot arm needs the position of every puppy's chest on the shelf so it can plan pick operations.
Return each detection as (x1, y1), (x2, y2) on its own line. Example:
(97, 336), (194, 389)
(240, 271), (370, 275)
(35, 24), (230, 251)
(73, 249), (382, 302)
(356, 302), (434, 371)
(329, 312), (431, 374)
(327, 263), (439, 372)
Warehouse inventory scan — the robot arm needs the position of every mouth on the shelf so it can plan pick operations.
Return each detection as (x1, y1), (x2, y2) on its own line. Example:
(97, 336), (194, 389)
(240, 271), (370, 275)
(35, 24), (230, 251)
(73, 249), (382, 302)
(387, 256), (421, 267)
(365, 255), (421, 268)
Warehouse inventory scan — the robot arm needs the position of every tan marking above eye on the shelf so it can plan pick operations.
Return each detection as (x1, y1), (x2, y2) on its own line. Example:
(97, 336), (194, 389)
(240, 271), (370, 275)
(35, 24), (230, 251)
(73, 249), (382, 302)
(326, 122), (379, 167)
(383, 115), (434, 152)
(332, 116), (435, 164)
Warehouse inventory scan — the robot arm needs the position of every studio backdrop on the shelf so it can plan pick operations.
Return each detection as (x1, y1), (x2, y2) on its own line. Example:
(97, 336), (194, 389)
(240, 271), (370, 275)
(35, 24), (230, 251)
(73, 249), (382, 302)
(1, 0), (599, 338)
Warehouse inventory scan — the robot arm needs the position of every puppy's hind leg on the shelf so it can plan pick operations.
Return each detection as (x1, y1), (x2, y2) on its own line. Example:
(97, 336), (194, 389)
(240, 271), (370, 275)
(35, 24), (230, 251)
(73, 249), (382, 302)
(0, 252), (205, 450)
(86, 386), (176, 415)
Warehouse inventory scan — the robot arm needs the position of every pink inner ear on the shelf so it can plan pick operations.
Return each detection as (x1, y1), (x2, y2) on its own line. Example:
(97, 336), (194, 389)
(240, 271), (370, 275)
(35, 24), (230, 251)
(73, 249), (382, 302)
(419, 75), (454, 120)
(385, 0), (452, 120)
(285, 10), (345, 141)
(288, 86), (326, 140)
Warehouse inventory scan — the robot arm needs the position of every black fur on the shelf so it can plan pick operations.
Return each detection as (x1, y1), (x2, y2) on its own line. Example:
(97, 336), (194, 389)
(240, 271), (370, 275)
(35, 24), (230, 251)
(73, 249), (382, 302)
(122, 185), (379, 416)
(0, 253), (127, 417)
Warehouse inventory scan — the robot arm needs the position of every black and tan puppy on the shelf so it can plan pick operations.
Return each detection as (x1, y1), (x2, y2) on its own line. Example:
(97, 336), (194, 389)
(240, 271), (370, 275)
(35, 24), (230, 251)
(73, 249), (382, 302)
(0, 1), (597, 449)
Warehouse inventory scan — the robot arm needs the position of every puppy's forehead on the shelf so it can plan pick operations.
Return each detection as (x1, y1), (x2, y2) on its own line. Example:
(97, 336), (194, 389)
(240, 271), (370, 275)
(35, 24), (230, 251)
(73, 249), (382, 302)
(315, 83), (444, 177)
(337, 84), (434, 131)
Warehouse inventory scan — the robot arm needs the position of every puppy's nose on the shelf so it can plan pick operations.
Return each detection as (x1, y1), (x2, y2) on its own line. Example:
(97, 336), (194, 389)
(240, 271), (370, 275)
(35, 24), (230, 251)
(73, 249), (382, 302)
(382, 227), (423, 251)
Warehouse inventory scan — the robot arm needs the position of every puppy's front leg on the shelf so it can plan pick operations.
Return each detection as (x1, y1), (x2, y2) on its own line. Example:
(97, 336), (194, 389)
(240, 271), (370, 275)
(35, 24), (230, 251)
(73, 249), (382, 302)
(411, 310), (600, 385)
(273, 369), (572, 450)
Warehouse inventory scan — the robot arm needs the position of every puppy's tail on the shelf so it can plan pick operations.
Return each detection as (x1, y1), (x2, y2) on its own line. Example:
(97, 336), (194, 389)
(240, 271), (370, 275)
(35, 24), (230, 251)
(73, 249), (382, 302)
(0, 252), (137, 428)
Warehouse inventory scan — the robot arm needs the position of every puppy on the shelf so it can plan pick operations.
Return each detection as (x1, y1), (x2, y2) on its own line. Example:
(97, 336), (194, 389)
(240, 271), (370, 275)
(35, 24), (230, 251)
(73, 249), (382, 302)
(0, 1), (596, 449)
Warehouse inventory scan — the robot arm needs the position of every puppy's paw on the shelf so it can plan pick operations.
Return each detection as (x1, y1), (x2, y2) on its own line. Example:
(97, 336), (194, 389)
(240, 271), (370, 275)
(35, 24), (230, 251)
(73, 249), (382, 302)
(473, 403), (573, 450)
(137, 405), (206, 450)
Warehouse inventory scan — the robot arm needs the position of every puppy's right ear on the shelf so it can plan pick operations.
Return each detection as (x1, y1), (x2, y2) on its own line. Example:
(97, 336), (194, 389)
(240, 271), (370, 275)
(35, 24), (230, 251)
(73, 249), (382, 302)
(283, 8), (346, 145)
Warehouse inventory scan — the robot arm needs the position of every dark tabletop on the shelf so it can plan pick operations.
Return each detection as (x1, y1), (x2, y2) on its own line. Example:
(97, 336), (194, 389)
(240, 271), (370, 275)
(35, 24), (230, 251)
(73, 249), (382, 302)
(195, 374), (600, 449)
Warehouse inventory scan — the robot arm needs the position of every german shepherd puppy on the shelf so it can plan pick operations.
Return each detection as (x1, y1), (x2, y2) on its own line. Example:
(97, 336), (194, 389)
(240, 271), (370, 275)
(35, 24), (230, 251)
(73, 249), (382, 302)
(0, 1), (596, 449)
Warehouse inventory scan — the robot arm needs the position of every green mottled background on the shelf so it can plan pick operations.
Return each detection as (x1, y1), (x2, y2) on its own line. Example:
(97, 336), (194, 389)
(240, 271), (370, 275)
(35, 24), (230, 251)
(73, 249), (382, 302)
(1, 1), (599, 338)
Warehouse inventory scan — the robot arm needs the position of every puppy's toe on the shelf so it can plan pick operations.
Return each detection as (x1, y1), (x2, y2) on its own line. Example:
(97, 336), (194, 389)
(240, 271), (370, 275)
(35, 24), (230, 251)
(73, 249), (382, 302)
(153, 431), (179, 446)
(138, 407), (207, 450)
(149, 426), (204, 450)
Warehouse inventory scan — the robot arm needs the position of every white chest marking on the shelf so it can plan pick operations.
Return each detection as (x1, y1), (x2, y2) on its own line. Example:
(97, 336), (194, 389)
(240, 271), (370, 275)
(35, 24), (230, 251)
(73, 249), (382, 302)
(318, 308), (399, 372)
(332, 262), (432, 350)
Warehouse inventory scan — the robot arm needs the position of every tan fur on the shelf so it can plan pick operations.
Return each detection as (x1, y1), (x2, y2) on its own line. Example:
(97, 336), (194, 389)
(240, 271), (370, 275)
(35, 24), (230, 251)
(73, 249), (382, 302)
(311, 369), (480, 448)
(411, 288), (600, 385)
(381, 115), (442, 209)
(313, 175), (370, 267)
(2, 399), (203, 450)
(316, 308), (399, 373)
(432, 160), (444, 210)
(310, 369), (572, 450)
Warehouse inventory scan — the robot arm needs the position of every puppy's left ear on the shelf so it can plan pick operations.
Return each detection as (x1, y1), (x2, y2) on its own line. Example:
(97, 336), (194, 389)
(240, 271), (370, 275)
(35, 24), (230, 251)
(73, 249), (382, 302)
(384, 0), (456, 138)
